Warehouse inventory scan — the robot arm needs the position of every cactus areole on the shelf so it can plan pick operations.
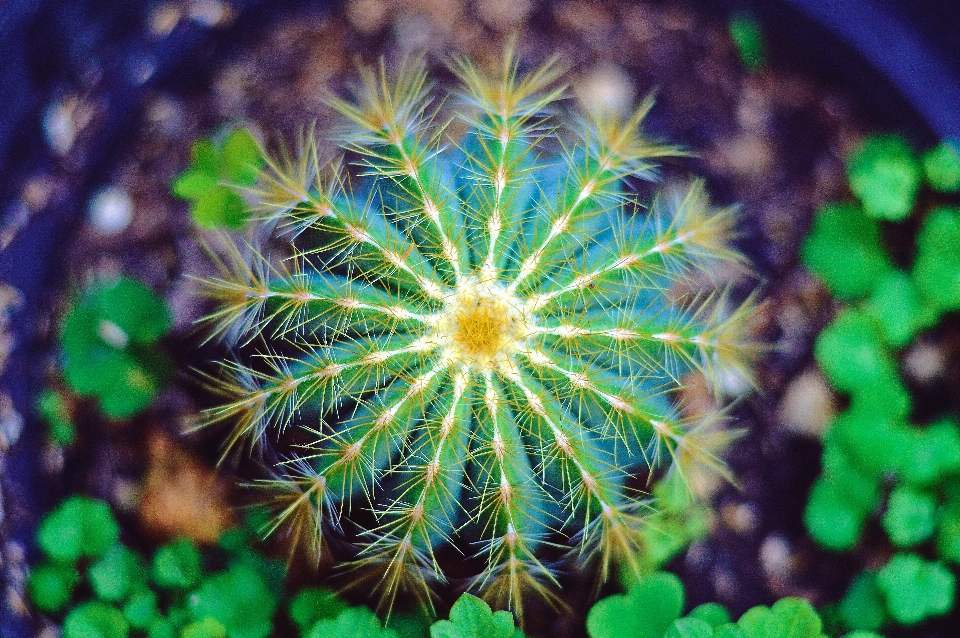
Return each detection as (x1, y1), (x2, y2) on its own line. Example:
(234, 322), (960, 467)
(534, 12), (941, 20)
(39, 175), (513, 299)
(199, 51), (755, 615)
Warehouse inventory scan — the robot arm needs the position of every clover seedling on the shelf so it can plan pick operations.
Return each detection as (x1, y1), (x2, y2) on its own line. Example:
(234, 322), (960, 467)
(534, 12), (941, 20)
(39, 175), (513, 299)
(187, 563), (278, 638)
(875, 553), (955, 625)
(308, 606), (399, 638)
(37, 496), (120, 563)
(28, 563), (80, 613)
(173, 127), (263, 229)
(800, 203), (892, 300)
(63, 601), (129, 638)
(430, 594), (524, 638)
(728, 11), (766, 71)
(28, 498), (430, 638)
(289, 587), (349, 633)
(839, 573), (886, 633)
(587, 572), (685, 638)
(586, 570), (882, 638)
(912, 206), (960, 313)
(36, 387), (76, 446)
(921, 141), (960, 193)
(60, 276), (172, 418)
(847, 134), (920, 221)
(151, 538), (202, 590)
(89, 544), (148, 602)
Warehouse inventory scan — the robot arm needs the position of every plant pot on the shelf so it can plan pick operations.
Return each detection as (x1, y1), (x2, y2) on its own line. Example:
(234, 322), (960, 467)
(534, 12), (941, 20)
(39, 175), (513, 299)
(0, 2), (957, 637)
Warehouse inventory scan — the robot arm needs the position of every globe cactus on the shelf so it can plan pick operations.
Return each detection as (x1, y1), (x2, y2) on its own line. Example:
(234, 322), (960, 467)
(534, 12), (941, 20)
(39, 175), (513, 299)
(199, 51), (754, 615)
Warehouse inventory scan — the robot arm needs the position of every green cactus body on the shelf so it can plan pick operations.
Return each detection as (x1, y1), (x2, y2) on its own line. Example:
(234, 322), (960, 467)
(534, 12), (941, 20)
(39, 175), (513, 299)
(200, 53), (753, 614)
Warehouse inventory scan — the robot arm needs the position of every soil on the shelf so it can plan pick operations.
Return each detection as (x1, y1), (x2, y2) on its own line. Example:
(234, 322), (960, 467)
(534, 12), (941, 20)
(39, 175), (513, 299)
(9, 0), (959, 637)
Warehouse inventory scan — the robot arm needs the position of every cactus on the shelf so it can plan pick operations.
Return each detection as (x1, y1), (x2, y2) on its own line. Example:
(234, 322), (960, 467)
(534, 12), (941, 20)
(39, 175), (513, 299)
(198, 51), (755, 615)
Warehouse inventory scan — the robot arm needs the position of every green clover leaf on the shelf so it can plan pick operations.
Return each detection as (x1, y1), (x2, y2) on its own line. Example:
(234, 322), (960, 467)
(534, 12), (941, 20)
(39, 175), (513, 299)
(89, 544), (148, 602)
(922, 141), (960, 192)
(881, 486), (936, 547)
(586, 572), (685, 638)
(27, 562), (80, 613)
(736, 598), (827, 638)
(289, 587), (349, 632)
(801, 203), (892, 300)
(38, 496), (120, 563)
(309, 606), (399, 638)
(173, 127), (263, 229)
(64, 601), (130, 638)
(839, 572), (886, 633)
(430, 594), (519, 638)
(876, 553), (955, 625)
(847, 134), (920, 221)
(151, 538), (202, 590)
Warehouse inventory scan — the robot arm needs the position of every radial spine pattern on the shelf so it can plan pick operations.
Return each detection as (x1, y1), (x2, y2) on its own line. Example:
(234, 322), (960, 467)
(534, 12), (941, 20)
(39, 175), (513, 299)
(201, 51), (755, 614)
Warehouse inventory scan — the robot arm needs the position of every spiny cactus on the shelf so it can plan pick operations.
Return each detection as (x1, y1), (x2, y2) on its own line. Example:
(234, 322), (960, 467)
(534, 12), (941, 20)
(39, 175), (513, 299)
(198, 51), (755, 616)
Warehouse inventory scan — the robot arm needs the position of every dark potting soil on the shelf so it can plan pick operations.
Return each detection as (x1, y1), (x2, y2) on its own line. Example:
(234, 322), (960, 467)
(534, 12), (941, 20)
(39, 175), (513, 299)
(11, 1), (960, 637)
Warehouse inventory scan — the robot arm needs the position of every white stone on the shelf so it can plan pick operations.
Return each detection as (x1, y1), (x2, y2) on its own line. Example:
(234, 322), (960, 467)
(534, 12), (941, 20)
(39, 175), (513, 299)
(88, 186), (134, 235)
(42, 101), (75, 155)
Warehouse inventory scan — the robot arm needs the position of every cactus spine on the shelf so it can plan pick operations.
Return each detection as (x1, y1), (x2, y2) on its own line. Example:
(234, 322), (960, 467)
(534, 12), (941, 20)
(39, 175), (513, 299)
(200, 51), (754, 615)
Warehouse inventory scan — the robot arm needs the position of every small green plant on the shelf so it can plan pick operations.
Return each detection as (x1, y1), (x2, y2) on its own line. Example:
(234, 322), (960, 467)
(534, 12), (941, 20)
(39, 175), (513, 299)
(845, 134), (921, 222)
(59, 275), (173, 418)
(728, 11), (767, 71)
(36, 386), (77, 446)
(29, 497), (350, 638)
(801, 133), (960, 631)
(173, 127), (264, 229)
(198, 52), (755, 613)
(430, 594), (525, 638)
(920, 141), (960, 193)
(585, 570), (881, 638)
